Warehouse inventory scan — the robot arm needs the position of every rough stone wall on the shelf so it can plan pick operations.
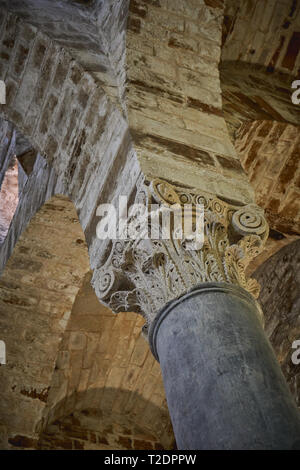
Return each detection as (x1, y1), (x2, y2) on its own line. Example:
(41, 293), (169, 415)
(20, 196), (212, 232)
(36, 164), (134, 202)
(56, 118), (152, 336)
(41, 271), (174, 450)
(0, 195), (90, 449)
(221, 0), (300, 139)
(0, 10), (126, 185)
(98, 0), (129, 107)
(126, 0), (255, 204)
(254, 239), (300, 407)
(236, 120), (300, 236)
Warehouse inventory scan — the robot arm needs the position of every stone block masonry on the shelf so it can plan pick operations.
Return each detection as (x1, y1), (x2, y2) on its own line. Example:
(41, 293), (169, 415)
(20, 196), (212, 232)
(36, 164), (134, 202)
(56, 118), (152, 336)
(126, 0), (256, 205)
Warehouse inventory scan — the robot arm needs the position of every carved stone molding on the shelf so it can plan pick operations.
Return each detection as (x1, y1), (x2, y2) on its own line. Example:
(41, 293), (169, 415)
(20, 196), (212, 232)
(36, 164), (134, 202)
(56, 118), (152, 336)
(94, 179), (269, 327)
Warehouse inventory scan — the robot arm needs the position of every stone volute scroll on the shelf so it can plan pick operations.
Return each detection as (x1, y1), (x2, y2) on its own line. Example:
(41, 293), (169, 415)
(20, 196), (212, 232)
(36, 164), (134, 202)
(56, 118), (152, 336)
(94, 178), (269, 329)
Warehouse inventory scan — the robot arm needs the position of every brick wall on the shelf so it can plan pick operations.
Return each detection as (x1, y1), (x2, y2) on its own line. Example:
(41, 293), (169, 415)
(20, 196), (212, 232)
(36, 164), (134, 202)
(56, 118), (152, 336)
(0, 118), (15, 189)
(0, 3), (299, 451)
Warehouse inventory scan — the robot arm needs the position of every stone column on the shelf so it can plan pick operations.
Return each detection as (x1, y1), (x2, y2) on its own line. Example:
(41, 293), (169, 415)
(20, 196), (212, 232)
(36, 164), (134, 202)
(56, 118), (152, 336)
(149, 282), (300, 450)
(95, 178), (300, 450)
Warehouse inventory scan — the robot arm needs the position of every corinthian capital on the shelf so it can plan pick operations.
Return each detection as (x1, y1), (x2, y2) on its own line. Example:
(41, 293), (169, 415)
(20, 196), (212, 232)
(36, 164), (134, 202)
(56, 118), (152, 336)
(94, 179), (269, 326)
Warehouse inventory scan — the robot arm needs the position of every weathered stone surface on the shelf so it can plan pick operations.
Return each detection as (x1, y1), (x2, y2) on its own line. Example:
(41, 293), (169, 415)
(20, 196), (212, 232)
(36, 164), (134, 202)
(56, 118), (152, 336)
(0, 195), (90, 448)
(39, 394), (171, 450)
(0, 0), (129, 109)
(0, 118), (15, 190)
(125, 0), (256, 205)
(97, 178), (269, 325)
(40, 272), (174, 450)
(221, 63), (300, 137)
(0, 13), (141, 282)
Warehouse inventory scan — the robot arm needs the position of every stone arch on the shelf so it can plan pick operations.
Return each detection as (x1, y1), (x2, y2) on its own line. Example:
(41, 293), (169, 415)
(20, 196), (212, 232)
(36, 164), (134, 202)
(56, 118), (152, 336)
(218, 1), (300, 269)
(220, 3), (300, 406)
(36, 271), (174, 450)
(220, 0), (300, 154)
(0, 10), (131, 182)
(220, 1), (300, 143)
(0, 194), (90, 449)
(0, 0), (298, 451)
(220, 62), (300, 137)
(236, 120), (300, 234)
(38, 388), (175, 450)
(0, 10), (140, 284)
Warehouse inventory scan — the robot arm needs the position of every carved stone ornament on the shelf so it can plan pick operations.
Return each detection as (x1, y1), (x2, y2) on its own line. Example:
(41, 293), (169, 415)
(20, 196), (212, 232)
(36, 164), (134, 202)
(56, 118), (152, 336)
(94, 178), (269, 327)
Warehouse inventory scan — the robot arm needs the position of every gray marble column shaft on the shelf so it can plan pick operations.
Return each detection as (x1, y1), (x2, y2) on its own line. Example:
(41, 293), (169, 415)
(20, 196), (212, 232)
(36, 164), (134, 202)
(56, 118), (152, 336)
(149, 283), (300, 450)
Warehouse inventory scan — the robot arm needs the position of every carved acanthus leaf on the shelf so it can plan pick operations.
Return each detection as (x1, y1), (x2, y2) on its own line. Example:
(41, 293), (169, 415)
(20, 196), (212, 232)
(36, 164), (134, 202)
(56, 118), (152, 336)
(94, 179), (269, 325)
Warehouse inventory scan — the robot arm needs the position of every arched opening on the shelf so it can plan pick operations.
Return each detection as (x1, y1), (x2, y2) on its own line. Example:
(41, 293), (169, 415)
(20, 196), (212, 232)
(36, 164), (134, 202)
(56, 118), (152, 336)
(0, 118), (18, 244)
(0, 117), (41, 247)
(220, 62), (300, 138)
(39, 389), (174, 450)
(38, 271), (175, 450)
(0, 156), (18, 243)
